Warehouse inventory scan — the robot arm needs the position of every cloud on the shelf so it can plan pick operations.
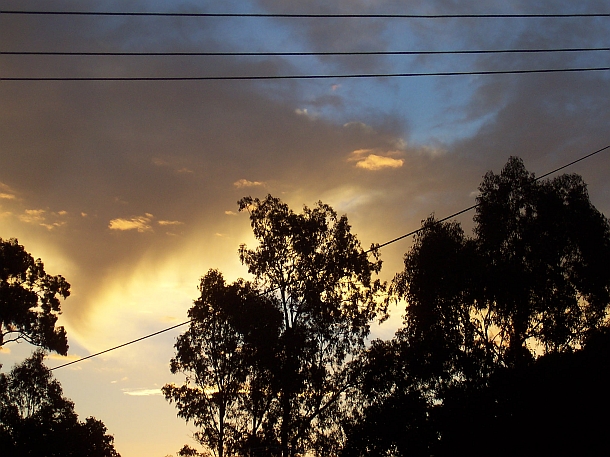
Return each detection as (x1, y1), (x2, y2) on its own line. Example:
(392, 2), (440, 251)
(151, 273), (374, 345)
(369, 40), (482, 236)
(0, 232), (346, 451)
(108, 214), (154, 233)
(234, 179), (265, 188)
(19, 209), (46, 224)
(152, 158), (169, 167)
(40, 221), (67, 231)
(152, 158), (193, 174)
(157, 220), (183, 226)
(0, 183), (17, 200)
(122, 388), (162, 396)
(225, 210), (238, 216)
(47, 353), (82, 362)
(352, 153), (405, 171)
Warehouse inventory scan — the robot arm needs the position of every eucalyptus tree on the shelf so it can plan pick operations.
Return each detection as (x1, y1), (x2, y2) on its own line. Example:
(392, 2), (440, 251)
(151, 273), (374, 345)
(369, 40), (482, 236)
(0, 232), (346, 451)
(0, 238), (70, 355)
(163, 270), (282, 457)
(165, 195), (386, 457)
(345, 157), (610, 456)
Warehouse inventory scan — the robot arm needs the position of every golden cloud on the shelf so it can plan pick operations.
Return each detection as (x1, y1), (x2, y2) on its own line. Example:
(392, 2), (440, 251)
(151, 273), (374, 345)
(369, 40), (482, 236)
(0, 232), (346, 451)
(352, 153), (404, 171)
(18, 209), (68, 230)
(0, 193), (15, 200)
(234, 178), (264, 188)
(157, 220), (184, 226)
(47, 353), (82, 362)
(108, 214), (154, 232)
(41, 221), (67, 231)
(122, 388), (162, 396)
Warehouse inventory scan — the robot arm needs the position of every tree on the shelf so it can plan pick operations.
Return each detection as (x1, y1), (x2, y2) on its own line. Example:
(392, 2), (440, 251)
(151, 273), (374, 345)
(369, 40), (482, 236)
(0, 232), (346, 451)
(165, 195), (386, 457)
(0, 238), (120, 456)
(0, 238), (70, 355)
(346, 157), (610, 456)
(163, 270), (281, 457)
(0, 350), (121, 457)
(474, 158), (610, 364)
(394, 157), (610, 372)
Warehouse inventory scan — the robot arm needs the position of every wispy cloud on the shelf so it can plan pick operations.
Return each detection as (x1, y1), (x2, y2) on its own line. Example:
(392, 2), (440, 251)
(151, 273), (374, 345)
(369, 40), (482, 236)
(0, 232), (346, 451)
(350, 150), (404, 171)
(19, 209), (46, 224)
(19, 209), (68, 230)
(47, 353), (82, 362)
(234, 179), (265, 188)
(157, 220), (183, 226)
(122, 388), (162, 396)
(108, 214), (154, 232)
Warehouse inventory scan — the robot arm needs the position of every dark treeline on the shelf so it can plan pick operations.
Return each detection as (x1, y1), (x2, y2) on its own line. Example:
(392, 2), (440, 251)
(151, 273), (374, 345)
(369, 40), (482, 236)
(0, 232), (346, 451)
(2, 156), (609, 457)
(345, 156), (610, 456)
(165, 157), (610, 457)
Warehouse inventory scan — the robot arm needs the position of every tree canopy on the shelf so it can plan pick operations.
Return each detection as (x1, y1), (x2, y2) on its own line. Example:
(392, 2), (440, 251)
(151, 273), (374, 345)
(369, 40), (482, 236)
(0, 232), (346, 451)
(0, 238), (70, 355)
(344, 157), (610, 456)
(165, 195), (386, 457)
(165, 159), (610, 457)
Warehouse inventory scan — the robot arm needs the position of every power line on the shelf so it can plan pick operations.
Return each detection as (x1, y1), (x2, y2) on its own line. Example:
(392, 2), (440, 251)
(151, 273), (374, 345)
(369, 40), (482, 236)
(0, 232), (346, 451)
(48, 143), (610, 371)
(373, 144), (610, 250)
(3, 67), (609, 82)
(3, 47), (608, 57)
(49, 321), (190, 371)
(2, 11), (609, 18)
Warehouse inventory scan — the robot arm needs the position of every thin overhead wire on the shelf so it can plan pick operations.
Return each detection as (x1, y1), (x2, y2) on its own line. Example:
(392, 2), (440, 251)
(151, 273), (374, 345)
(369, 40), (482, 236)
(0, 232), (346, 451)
(373, 144), (610, 250)
(3, 47), (608, 56)
(2, 11), (609, 18)
(48, 144), (610, 371)
(3, 67), (609, 81)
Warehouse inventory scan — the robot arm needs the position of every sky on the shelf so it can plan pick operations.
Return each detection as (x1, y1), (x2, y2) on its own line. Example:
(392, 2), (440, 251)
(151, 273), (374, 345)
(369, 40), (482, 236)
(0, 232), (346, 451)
(0, 1), (609, 455)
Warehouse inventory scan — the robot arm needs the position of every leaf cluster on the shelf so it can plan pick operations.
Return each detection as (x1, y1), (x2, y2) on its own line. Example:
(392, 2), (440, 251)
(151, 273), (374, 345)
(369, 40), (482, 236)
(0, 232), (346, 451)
(0, 238), (70, 355)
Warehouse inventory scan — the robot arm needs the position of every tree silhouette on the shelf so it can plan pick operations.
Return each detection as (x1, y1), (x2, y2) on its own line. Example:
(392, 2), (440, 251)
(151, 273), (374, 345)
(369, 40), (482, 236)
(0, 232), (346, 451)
(0, 239), (120, 456)
(345, 157), (610, 456)
(474, 157), (610, 364)
(0, 238), (70, 355)
(0, 351), (120, 457)
(165, 195), (386, 457)
(163, 270), (282, 457)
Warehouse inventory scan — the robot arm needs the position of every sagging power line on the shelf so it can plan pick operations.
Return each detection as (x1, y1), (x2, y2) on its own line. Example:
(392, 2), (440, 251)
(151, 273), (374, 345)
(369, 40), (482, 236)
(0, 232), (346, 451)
(3, 47), (608, 57)
(2, 11), (609, 18)
(48, 143), (610, 371)
(3, 67), (609, 82)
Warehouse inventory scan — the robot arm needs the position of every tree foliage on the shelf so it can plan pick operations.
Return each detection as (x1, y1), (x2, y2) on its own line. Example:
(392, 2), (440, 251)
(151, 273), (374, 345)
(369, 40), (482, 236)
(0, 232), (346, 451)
(163, 270), (281, 457)
(0, 238), (70, 355)
(0, 239), (120, 456)
(165, 195), (386, 457)
(0, 351), (120, 457)
(345, 157), (610, 456)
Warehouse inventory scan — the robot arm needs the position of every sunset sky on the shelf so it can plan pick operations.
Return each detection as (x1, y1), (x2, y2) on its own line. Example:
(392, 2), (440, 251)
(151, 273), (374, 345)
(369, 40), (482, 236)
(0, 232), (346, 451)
(1, 1), (609, 456)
